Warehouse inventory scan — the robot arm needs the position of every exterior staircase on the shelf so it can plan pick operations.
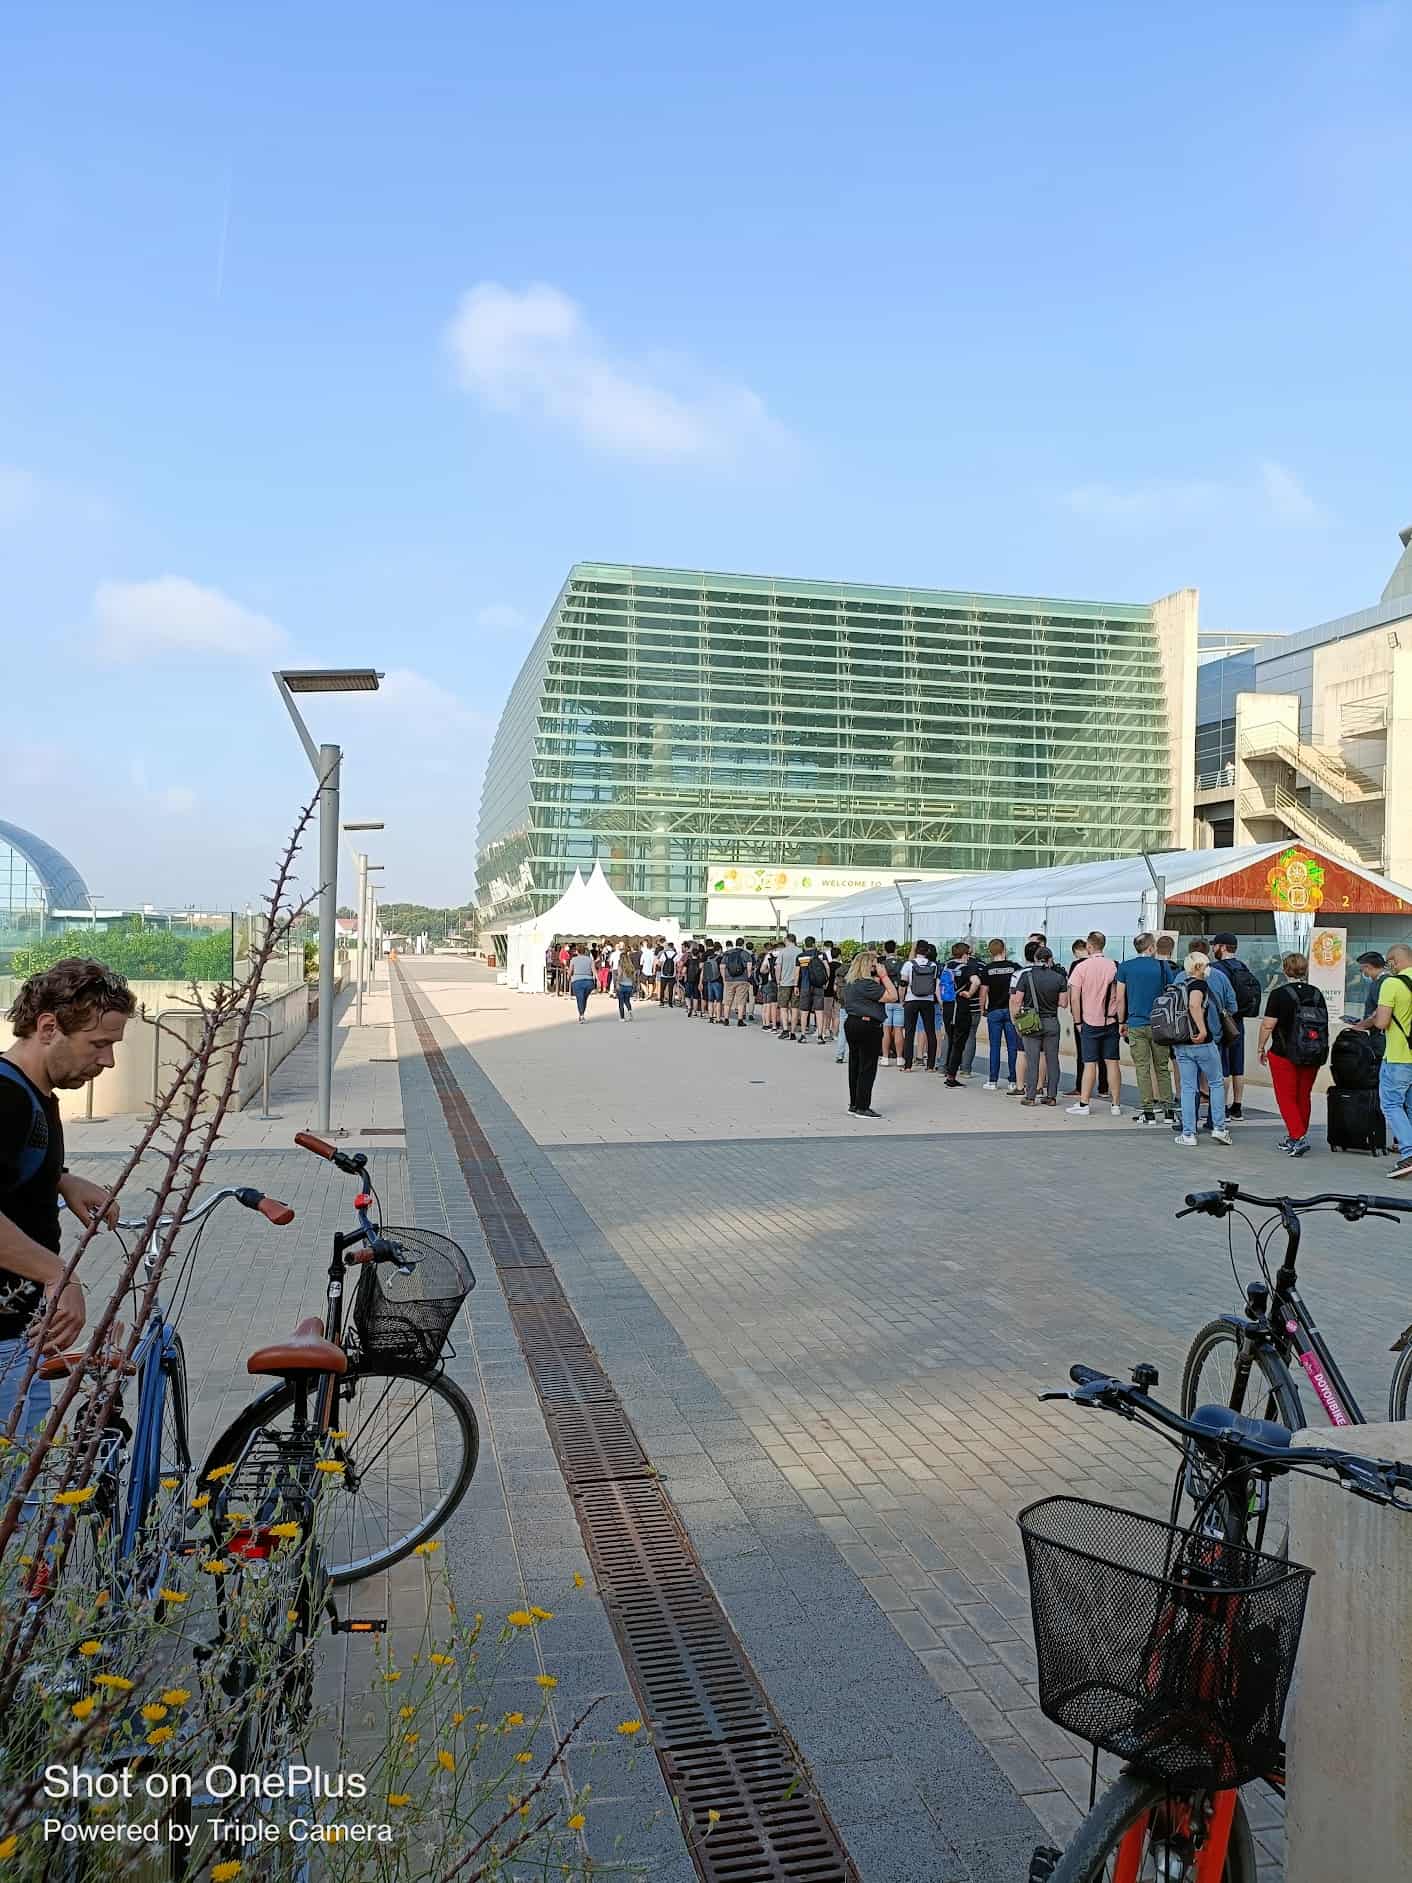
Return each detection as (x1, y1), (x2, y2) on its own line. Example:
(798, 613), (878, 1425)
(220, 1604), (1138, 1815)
(1240, 726), (1383, 803)
(1239, 783), (1384, 868)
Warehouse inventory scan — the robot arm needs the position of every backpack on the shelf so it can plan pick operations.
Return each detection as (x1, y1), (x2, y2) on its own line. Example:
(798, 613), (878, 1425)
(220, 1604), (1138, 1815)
(1286, 982), (1330, 1068)
(908, 959), (939, 1001)
(1149, 981), (1195, 1046)
(0, 1059), (51, 1190)
(808, 953), (829, 989)
(1216, 955), (1262, 1019)
(1388, 973), (1412, 1043)
(723, 946), (748, 977)
(938, 964), (957, 1002)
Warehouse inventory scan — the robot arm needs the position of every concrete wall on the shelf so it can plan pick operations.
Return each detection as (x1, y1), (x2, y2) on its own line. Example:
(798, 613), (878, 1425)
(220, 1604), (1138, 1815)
(1287, 1421), (1412, 1883)
(1152, 587), (1199, 850)
(0, 979), (310, 1121)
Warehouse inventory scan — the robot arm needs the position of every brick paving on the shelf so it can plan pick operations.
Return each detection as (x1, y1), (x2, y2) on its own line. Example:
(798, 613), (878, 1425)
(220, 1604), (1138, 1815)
(400, 960), (1411, 1881)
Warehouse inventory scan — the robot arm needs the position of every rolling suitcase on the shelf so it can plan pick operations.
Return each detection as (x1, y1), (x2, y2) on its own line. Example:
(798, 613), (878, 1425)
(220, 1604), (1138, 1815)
(1330, 1025), (1382, 1090)
(1326, 1085), (1387, 1154)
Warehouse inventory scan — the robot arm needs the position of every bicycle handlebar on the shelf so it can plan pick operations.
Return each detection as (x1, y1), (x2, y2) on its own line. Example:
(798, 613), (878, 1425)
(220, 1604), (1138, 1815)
(1178, 1182), (1412, 1222)
(1052, 1364), (1412, 1508)
(295, 1132), (368, 1177)
(115, 1186), (294, 1235)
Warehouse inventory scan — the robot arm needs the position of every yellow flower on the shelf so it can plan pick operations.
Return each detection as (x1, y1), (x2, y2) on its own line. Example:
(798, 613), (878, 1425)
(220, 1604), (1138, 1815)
(413, 1538), (440, 1555)
(436, 1750), (455, 1773)
(506, 1610), (533, 1628)
(529, 1605), (554, 1621)
(205, 1464), (236, 1482)
(78, 1640), (103, 1658)
(54, 1487), (96, 1506)
(518, 1805), (530, 1822)
(160, 1589), (189, 1605)
(383, 1669), (402, 1684)
(160, 1477), (180, 1491)
(503, 1711), (525, 1728)
(387, 1794), (411, 1808)
(141, 1704), (168, 1722)
(71, 1697), (96, 1720)
(567, 1812), (586, 1832)
(535, 1673), (558, 1689)
(429, 1652), (454, 1668)
(93, 1591), (109, 1607)
(514, 1751), (532, 1765)
(212, 1864), (243, 1883)
(223, 1511), (253, 1525)
(403, 1732), (419, 1746)
(327, 1429), (348, 1440)
(451, 1711), (466, 1727)
(268, 1522), (300, 1540)
(616, 1719), (643, 1737)
(314, 1460), (345, 1475)
(398, 1705), (414, 1720)
(199, 1560), (230, 1575)
(707, 1809), (722, 1826)
(162, 1689), (191, 1706)
(93, 1674), (134, 1692)
(146, 1726), (174, 1746)
(189, 1494), (211, 1511)
(0, 1835), (15, 1859)
(572, 1572), (585, 1589)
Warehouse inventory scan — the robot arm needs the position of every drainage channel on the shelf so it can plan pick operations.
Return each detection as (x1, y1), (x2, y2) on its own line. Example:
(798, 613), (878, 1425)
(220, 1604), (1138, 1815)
(397, 969), (859, 1883)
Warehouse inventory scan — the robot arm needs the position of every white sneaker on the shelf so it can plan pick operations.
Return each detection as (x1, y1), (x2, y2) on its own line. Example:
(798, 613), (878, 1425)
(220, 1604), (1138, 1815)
(1174, 1133), (1197, 1147)
(1110, 1104), (1122, 1117)
(983, 1081), (998, 1091)
(1066, 1102), (1090, 1116)
(1211, 1128), (1233, 1146)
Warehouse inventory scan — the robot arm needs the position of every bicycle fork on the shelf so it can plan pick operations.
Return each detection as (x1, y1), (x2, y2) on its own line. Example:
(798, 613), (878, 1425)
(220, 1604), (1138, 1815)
(1111, 1790), (1238, 1882)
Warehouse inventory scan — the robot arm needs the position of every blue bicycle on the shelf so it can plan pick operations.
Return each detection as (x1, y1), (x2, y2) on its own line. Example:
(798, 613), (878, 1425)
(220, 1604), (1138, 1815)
(43, 1184), (294, 1600)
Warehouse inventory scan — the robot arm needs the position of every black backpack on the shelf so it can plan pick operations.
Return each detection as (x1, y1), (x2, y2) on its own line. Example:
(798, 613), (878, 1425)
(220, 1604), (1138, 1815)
(1149, 980), (1195, 1046)
(0, 1060), (50, 1189)
(1216, 955), (1262, 1019)
(1286, 982), (1330, 1068)
(1330, 1026), (1381, 1091)
(907, 959), (939, 1001)
(723, 946), (748, 977)
(808, 952), (829, 989)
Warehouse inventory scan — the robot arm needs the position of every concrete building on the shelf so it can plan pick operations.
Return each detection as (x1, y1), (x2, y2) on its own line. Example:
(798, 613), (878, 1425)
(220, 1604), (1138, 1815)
(1194, 526), (1412, 881)
(476, 562), (1199, 937)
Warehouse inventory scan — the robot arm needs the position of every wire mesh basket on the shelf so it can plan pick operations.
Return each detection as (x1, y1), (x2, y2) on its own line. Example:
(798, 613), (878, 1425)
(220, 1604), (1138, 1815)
(1019, 1496), (1312, 1788)
(352, 1227), (476, 1367)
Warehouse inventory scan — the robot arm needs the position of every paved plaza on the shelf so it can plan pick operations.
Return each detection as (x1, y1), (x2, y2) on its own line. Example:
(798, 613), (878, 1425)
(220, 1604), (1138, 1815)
(62, 960), (1412, 1880)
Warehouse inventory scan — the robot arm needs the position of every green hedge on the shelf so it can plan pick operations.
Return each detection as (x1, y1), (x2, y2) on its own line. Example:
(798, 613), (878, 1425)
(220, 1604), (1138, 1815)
(9, 926), (235, 983)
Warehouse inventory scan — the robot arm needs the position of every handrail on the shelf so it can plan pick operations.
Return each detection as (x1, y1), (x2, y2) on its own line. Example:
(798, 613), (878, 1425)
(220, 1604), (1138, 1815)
(1238, 785), (1383, 866)
(150, 1001), (279, 1120)
(1240, 728), (1383, 802)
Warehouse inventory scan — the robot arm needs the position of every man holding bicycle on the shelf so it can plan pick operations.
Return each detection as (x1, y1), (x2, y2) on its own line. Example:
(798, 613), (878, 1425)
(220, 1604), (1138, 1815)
(0, 960), (134, 1431)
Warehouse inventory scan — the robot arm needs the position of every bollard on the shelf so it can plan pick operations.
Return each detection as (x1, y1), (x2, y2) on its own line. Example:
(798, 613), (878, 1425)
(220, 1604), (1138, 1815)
(1287, 1421), (1412, 1881)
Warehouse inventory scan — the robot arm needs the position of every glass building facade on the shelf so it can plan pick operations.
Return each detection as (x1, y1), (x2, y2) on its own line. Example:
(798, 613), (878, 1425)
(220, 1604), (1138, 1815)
(0, 819), (92, 962)
(476, 563), (1186, 931)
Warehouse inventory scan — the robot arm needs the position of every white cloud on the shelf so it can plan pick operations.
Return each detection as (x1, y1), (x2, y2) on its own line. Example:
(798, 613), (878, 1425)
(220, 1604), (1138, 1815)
(375, 667), (495, 739)
(129, 757), (197, 817)
(445, 281), (791, 463)
(1064, 460), (1325, 531)
(0, 465), (38, 527)
(476, 603), (528, 633)
(94, 575), (288, 662)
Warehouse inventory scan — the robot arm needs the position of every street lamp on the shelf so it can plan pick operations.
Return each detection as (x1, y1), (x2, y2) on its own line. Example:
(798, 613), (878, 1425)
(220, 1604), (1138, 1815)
(274, 667), (382, 1133)
(364, 865), (384, 997)
(342, 823), (384, 1026)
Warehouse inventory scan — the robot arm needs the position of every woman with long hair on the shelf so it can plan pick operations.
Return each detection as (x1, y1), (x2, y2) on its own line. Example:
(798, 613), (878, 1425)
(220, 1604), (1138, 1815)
(842, 949), (899, 1117)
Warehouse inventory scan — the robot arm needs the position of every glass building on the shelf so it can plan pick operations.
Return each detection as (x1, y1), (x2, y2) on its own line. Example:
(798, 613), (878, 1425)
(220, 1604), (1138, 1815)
(0, 819), (92, 961)
(476, 563), (1196, 932)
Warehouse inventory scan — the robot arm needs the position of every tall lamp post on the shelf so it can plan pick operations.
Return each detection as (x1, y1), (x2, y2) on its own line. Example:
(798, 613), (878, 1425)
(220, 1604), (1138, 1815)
(342, 823), (384, 1026)
(274, 668), (383, 1133)
(364, 865), (384, 993)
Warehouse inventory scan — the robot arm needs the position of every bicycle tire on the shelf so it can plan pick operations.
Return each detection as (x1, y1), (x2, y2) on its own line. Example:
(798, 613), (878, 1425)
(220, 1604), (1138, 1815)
(1048, 1771), (1256, 1881)
(160, 1330), (191, 1484)
(1388, 1343), (1412, 1421)
(199, 1361), (478, 1585)
(1179, 1319), (1304, 1554)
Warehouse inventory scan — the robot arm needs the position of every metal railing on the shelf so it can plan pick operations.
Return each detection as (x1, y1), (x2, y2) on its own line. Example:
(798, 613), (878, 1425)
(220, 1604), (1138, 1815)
(150, 1003), (278, 1120)
(1340, 695), (1390, 737)
(1194, 764), (1236, 794)
(1238, 785), (1384, 867)
(1239, 727), (1383, 803)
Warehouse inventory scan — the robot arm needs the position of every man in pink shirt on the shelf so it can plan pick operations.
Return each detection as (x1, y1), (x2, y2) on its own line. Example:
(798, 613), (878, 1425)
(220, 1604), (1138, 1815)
(1066, 931), (1122, 1118)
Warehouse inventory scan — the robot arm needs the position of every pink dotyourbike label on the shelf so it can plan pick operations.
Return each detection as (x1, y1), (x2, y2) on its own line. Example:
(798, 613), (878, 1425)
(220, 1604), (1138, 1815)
(1298, 1348), (1352, 1426)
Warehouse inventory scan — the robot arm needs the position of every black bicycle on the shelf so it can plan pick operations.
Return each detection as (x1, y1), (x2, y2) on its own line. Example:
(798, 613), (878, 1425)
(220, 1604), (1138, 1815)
(1023, 1361), (1412, 1881)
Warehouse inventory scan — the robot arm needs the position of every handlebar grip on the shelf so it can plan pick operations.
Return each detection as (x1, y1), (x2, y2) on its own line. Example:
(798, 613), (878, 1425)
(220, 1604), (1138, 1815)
(1184, 1190), (1224, 1212)
(1069, 1364), (1109, 1387)
(258, 1198), (295, 1226)
(1371, 1197), (1412, 1214)
(295, 1132), (336, 1159)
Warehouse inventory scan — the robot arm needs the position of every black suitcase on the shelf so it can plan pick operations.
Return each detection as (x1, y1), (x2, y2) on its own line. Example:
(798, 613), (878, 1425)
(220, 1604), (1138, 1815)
(1326, 1085), (1387, 1154)
(1329, 1026), (1382, 1090)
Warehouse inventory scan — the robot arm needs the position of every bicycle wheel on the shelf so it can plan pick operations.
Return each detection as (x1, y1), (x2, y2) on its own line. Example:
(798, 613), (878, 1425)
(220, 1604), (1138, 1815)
(200, 1362), (478, 1584)
(1388, 1342), (1412, 1421)
(1047, 1772), (1256, 1881)
(1177, 1319), (1304, 1552)
(160, 1330), (191, 1484)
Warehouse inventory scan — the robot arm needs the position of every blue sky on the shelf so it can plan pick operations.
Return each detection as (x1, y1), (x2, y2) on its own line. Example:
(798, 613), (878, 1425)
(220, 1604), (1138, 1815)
(2, 1), (1409, 908)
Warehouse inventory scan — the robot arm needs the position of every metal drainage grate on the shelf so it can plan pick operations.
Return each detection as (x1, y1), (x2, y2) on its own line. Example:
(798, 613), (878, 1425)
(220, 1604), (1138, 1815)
(396, 970), (859, 1883)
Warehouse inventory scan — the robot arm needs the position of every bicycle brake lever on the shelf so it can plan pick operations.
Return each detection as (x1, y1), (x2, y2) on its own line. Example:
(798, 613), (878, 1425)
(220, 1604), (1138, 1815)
(1364, 1210), (1403, 1226)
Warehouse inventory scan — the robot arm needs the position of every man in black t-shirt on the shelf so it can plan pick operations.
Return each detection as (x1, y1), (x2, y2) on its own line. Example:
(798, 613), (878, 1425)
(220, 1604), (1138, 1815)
(1, 961), (134, 1434)
(943, 943), (985, 1085)
(979, 941), (1020, 1090)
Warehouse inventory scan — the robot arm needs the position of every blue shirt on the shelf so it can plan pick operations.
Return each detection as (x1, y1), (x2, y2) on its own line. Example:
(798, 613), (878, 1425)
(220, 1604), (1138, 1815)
(1116, 954), (1173, 1026)
(1202, 968), (1235, 1017)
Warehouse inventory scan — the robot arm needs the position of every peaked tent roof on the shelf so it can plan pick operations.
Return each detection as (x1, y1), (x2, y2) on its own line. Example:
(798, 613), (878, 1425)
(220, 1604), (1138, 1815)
(530, 862), (676, 936)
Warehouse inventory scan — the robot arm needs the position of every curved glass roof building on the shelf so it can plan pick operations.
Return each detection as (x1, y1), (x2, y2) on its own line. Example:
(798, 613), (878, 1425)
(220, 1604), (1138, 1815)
(476, 563), (1197, 932)
(0, 819), (92, 958)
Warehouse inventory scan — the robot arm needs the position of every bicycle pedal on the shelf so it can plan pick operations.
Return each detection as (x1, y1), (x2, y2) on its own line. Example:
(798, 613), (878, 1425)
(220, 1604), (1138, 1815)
(329, 1616), (387, 1635)
(1028, 1848), (1061, 1882)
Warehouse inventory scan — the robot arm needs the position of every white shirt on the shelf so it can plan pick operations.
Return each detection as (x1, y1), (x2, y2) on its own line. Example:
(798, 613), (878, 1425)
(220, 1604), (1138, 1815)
(640, 947), (657, 975)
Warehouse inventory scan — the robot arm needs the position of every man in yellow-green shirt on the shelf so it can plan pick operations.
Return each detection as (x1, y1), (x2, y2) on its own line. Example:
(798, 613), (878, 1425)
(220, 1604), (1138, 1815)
(1358, 941), (1412, 1176)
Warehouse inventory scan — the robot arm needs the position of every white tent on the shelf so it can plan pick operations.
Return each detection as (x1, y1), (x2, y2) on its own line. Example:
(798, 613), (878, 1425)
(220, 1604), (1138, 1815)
(793, 844), (1412, 945)
(503, 863), (683, 992)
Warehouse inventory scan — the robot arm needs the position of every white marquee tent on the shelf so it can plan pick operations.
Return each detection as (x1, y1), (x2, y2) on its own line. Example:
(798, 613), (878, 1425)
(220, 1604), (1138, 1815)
(793, 844), (1379, 944)
(503, 863), (683, 993)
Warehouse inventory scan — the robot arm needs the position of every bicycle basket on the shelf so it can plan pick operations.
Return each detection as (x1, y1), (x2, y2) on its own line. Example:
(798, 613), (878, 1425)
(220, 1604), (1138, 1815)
(1019, 1496), (1312, 1788)
(352, 1227), (475, 1367)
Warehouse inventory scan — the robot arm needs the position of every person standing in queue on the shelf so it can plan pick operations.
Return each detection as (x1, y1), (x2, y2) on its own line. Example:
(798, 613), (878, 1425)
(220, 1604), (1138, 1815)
(843, 949), (899, 1117)
(900, 941), (940, 1072)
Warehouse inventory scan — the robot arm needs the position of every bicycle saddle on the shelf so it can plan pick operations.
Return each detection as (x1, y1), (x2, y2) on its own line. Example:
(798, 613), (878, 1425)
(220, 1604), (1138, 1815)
(1189, 1403), (1293, 1450)
(247, 1314), (347, 1378)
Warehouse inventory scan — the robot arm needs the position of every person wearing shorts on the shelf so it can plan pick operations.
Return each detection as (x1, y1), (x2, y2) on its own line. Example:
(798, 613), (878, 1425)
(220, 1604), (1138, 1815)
(794, 938), (827, 1041)
(774, 934), (801, 1038)
(757, 951), (779, 1030)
